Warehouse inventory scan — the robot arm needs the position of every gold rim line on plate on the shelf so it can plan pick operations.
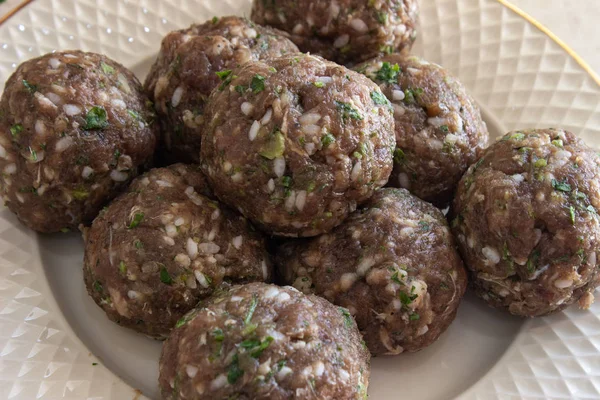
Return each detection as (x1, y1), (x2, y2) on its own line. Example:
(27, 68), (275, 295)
(0, 0), (35, 26)
(0, 0), (598, 86)
(496, 0), (600, 87)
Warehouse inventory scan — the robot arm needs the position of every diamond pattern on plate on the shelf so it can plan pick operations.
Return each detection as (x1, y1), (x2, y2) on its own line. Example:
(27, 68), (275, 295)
(1, 0), (600, 399)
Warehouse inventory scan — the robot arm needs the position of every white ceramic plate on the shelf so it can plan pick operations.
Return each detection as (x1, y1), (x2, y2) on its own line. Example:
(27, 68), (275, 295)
(1, 1), (600, 399)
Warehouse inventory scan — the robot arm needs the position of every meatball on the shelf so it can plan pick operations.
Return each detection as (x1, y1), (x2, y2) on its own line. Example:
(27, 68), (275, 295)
(144, 16), (299, 164)
(159, 282), (370, 400)
(201, 53), (396, 237)
(251, 0), (419, 66)
(354, 55), (489, 207)
(452, 129), (600, 317)
(0, 51), (157, 232)
(277, 188), (467, 355)
(83, 164), (272, 338)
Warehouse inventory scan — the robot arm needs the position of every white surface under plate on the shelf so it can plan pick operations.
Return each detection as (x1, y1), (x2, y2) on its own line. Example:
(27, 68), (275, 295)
(1, 0), (600, 399)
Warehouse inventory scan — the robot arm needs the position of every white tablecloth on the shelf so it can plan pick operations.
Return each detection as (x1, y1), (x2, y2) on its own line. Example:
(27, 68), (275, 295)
(1, 0), (599, 74)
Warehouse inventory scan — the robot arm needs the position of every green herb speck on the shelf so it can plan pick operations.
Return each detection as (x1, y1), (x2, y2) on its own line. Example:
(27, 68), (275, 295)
(159, 266), (172, 285)
(22, 79), (37, 93)
(569, 206), (576, 225)
(10, 124), (23, 138)
(244, 295), (258, 325)
(552, 179), (572, 193)
(340, 307), (353, 328)
(321, 133), (335, 147)
(128, 212), (144, 228)
(101, 62), (115, 75)
(370, 90), (389, 106)
(335, 101), (363, 121)
(227, 354), (244, 384)
(375, 62), (400, 84)
(251, 74), (266, 94)
(84, 106), (109, 130)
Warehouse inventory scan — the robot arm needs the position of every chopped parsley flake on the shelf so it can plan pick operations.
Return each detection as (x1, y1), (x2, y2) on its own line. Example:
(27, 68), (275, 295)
(281, 176), (292, 188)
(227, 354), (244, 384)
(212, 16), (219, 24)
(216, 70), (232, 80)
(22, 79), (37, 93)
(159, 266), (172, 285)
(375, 62), (400, 84)
(29, 147), (37, 161)
(72, 188), (89, 200)
(244, 295), (258, 325)
(376, 11), (388, 24)
(10, 124), (23, 137)
(134, 239), (143, 249)
(212, 328), (225, 341)
(335, 101), (363, 121)
(242, 336), (274, 358)
(534, 158), (547, 168)
(526, 249), (540, 274)
(399, 291), (417, 306)
(409, 313), (420, 321)
(321, 133), (335, 147)
(127, 109), (142, 121)
(370, 90), (389, 106)
(569, 206), (576, 224)
(128, 212), (144, 228)
(216, 70), (236, 90)
(418, 221), (430, 231)
(101, 62), (115, 75)
(235, 85), (246, 94)
(84, 106), (109, 130)
(390, 271), (403, 285)
(251, 74), (266, 94)
(340, 307), (353, 328)
(119, 261), (127, 274)
(551, 139), (564, 148)
(393, 148), (405, 164)
(93, 280), (103, 293)
(552, 179), (572, 193)
(440, 125), (450, 133)
(313, 81), (325, 88)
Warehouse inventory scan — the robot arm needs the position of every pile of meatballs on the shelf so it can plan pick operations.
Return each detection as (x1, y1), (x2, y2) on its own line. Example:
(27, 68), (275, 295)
(1, 1), (599, 399)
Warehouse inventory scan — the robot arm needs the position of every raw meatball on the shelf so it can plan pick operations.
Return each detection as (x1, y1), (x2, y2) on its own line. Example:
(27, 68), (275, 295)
(83, 164), (272, 338)
(201, 53), (396, 237)
(354, 55), (489, 207)
(144, 16), (299, 164)
(0, 51), (157, 232)
(159, 282), (370, 400)
(452, 129), (600, 316)
(277, 188), (467, 355)
(251, 0), (419, 65)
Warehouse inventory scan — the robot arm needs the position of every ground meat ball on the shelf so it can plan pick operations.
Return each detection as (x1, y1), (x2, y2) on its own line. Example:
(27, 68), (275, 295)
(144, 16), (298, 164)
(159, 282), (370, 400)
(201, 53), (396, 237)
(0, 51), (157, 232)
(452, 129), (600, 317)
(277, 188), (467, 355)
(251, 0), (419, 66)
(83, 164), (272, 338)
(354, 55), (489, 207)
